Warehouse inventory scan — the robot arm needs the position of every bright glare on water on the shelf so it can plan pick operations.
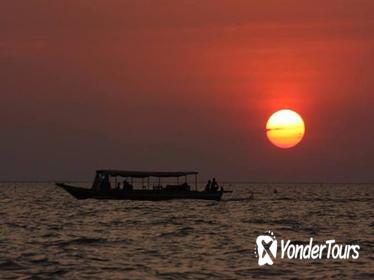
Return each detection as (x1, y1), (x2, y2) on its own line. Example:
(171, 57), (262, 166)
(0, 183), (373, 279)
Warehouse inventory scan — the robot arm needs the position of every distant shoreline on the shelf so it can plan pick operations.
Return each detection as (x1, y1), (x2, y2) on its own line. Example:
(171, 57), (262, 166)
(0, 181), (373, 185)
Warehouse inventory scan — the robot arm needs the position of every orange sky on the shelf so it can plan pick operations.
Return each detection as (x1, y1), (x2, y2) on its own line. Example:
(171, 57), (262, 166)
(1, 1), (373, 181)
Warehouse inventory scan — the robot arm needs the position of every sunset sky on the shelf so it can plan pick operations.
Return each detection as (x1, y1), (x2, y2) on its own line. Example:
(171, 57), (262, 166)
(1, 1), (373, 182)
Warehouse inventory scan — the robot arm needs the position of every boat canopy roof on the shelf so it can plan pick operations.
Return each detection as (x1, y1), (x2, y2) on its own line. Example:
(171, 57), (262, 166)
(96, 170), (198, 178)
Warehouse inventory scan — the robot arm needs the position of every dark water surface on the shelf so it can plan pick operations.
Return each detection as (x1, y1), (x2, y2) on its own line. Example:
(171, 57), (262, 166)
(0, 183), (373, 279)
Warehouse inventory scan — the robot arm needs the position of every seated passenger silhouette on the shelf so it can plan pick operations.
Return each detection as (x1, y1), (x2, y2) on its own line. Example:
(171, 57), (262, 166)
(101, 175), (111, 191)
(123, 180), (133, 191)
(211, 178), (219, 192)
(205, 180), (211, 192)
(178, 182), (189, 191)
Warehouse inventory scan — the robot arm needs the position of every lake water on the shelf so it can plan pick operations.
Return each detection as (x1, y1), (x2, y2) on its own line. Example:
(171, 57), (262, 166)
(0, 183), (373, 279)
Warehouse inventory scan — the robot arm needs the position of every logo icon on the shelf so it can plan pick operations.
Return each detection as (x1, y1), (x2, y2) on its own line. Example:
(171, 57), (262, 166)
(255, 231), (277, 266)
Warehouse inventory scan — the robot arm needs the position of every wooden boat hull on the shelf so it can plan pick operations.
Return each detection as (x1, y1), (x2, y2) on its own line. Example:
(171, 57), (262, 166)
(56, 183), (223, 201)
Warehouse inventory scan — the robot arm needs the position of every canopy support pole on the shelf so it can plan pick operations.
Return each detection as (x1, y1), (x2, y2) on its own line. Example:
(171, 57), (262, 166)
(195, 174), (197, 191)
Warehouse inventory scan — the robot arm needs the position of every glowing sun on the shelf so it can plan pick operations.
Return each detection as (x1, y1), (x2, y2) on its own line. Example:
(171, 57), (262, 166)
(266, 109), (305, 149)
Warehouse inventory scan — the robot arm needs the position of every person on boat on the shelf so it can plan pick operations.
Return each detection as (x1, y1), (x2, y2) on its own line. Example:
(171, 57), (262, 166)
(101, 175), (111, 191)
(123, 180), (133, 191)
(211, 178), (219, 192)
(181, 182), (190, 191)
(205, 180), (211, 192)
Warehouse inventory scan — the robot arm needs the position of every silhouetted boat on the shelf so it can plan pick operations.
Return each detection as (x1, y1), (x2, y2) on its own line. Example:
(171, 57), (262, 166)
(56, 170), (225, 201)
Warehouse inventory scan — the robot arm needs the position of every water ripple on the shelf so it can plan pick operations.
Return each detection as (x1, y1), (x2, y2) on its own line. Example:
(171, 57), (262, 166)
(0, 183), (372, 279)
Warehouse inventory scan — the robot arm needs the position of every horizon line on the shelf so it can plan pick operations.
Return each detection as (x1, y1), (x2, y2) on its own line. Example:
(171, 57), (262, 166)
(0, 180), (373, 185)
